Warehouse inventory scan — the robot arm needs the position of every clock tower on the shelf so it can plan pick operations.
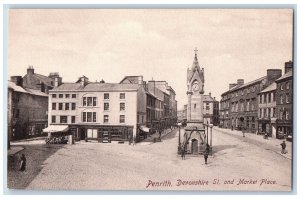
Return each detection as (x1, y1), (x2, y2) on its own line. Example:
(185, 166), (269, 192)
(187, 48), (205, 123)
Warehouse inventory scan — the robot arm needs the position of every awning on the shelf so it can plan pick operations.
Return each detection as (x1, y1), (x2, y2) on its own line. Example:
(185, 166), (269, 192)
(140, 126), (150, 133)
(43, 125), (69, 133)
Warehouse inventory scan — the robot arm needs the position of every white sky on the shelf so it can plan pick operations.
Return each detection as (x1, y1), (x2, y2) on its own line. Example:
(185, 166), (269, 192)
(8, 9), (293, 109)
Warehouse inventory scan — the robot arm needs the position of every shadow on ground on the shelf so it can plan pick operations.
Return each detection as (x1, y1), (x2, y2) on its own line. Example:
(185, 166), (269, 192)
(7, 144), (64, 189)
(212, 145), (237, 154)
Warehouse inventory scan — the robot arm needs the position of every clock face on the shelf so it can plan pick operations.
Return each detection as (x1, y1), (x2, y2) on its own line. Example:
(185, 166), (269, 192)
(192, 82), (200, 91)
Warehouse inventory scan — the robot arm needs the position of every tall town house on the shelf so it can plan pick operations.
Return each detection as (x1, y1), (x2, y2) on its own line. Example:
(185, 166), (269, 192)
(219, 69), (282, 133)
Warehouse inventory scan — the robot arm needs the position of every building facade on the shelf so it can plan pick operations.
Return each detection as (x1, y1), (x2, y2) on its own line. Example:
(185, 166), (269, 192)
(203, 93), (219, 126)
(8, 79), (49, 140)
(275, 61), (293, 138)
(219, 69), (282, 133)
(48, 77), (147, 143)
(257, 83), (277, 137)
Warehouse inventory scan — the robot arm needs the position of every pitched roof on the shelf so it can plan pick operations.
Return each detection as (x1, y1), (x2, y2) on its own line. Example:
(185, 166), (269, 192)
(260, 82), (276, 93)
(51, 83), (140, 92)
(276, 70), (292, 82)
(24, 88), (49, 97)
(8, 81), (28, 93)
(203, 95), (214, 102)
(119, 76), (142, 84)
(31, 73), (54, 87)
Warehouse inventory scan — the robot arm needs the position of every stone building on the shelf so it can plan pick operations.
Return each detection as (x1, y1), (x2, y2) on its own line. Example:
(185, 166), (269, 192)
(8, 78), (48, 140)
(257, 82), (277, 137)
(203, 92), (219, 126)
(219, 69), (282, 133)
(275, 61), (293, 138)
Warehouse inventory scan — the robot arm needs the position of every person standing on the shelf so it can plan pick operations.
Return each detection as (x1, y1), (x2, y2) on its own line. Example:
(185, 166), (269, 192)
(204, 144), (209, 164)
(181, 144), (186, 160)
(133, 135), (136, 146)
(19, 154), (26, 172)
(280, 141), (287, 154)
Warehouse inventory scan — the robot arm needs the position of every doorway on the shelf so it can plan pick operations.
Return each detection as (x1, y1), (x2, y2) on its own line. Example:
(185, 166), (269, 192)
(191, 139), (198, 154)
(80, 128), (86, 140)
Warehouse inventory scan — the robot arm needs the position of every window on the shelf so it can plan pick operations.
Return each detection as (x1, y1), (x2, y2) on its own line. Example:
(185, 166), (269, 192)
(104, 103), (109, 111)
(273, 92), (276, 102)
(65, 94), (70, 98)
(241, 90), (244, 96)
(93, 112), (96, 122)
(87, 112), (92, 122)
(52, 103), (56, 110)
(83, 97), (97, 106)
(286, 110), (289, 120)
(273, 108), (276, 117)
(59, 94), (63, 98)
(268, 93), (271, 103)
(72, 94), (76, 98)
(71, 116), (75, 123)
(263, 94), (266, 103)
(82, 112), (86, 122)
(104, 115), (109, 123)
(206, 105), (209, 110)
(83, 97), (87, 106)
(59, 103), (63, 110)
(279, 110), (283, 120)
(120, 93), (125, 99)
(65, 103), (69, 110)
(104, 93), (109, 99)
(268, 108), (271, 118)
(52, 116), (56, 123)
(87, 97), (93, 106)
(280, 84), (284, 90)
(259, 109), (262, 118)
(286, 82), (290, 90)
(280, 95), (283, 104)
(72, 103), (76, 110)
(194, 104), (197, 109)
(286, 93), (289, 103)
(60, 116), (67, 123)
(52, 94), (57, 98)
(120, 103), (125, 111)
(93, 97), (97, 106)
(120, 115), (125, 123)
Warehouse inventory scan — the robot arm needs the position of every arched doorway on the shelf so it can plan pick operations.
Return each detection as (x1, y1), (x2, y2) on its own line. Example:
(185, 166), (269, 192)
(191, 139), (198, 154)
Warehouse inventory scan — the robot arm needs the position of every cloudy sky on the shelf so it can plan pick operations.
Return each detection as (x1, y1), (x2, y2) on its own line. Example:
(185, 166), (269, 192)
(8, 9), (293, 108)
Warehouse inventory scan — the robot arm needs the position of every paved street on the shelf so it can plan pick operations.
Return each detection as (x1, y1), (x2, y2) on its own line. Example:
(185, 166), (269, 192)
(8, 127), (292, 191)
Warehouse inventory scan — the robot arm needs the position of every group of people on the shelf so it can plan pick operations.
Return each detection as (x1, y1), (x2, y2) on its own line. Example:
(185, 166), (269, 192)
(181, 143), (210, 165)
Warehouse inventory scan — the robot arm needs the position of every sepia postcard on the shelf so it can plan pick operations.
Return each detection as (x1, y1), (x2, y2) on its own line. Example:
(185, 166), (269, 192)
(6, 7), (294, 192)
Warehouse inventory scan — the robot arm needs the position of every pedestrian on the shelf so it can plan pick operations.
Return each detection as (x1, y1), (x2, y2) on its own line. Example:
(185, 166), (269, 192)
(264, 131), (268, 139)
(231, 125), (233, 131)
(133, 135), (136, 146)
(204, 144), (210, 164)
(280, 140), (287, 154)
(181, 144), (186, 160)
(19, 154), (26, 172)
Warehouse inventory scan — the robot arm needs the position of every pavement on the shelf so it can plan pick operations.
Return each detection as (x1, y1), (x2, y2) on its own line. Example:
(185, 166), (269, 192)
(214, 127), (292, 160)
(8, 146), (24, 156)
(142, 128), (174, 143)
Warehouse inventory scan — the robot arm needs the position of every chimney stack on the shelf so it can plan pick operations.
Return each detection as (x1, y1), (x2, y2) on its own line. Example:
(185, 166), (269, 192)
(138, 76), (143, 85)
(285, 61), (293, 74)
(27, 65), (34, 75)
(10, 76), (23, 87)
(54, 76), (62, 87)
(237, 79), (244, 85)
(209, 92), (211, 97)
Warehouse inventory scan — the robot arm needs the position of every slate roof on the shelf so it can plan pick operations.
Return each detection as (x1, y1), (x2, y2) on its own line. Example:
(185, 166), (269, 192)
(8, 81), (48, 97)
(28, 73), (54, 87)
(275, 70), (292, 82)
(260, 82), (276, 93)
(203, 95), (215, 102)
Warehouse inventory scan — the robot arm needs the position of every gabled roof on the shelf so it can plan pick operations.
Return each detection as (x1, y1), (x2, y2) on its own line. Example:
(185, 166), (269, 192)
(275, 70), (292, 82)
(260, 82), (276, 93)
(51, 82), (140, 92)
(8, 81), (48, 97)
